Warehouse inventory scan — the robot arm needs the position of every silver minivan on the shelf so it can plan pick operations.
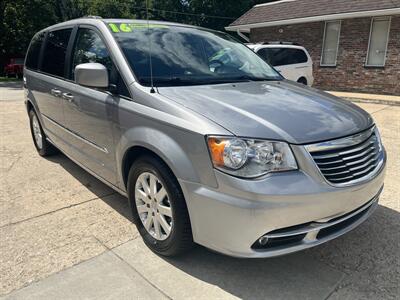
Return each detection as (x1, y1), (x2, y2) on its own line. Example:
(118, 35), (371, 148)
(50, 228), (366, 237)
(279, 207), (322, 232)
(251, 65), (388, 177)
(24, 18), (386, 258)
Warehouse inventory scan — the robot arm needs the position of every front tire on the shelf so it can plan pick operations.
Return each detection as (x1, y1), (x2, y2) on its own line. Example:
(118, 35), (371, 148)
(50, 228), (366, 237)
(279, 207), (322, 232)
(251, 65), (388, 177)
(29, 109), (57, 156)
(127, 155), (194, 256)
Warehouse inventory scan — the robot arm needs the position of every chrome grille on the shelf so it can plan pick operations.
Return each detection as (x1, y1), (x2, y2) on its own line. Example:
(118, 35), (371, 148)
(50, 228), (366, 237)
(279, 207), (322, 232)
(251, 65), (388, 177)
(306, 127), (384, 186)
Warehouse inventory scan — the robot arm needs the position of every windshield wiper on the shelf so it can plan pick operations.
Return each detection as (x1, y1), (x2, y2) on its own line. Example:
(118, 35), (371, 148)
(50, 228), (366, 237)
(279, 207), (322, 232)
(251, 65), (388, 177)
(233, 75), (278, 82)
(141, 76), (201, 86)
(140, 75), (280, 87)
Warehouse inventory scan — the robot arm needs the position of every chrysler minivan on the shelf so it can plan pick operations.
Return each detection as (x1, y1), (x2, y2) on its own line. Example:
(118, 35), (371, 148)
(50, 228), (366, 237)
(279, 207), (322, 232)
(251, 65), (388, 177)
(24, 18), (386, 258)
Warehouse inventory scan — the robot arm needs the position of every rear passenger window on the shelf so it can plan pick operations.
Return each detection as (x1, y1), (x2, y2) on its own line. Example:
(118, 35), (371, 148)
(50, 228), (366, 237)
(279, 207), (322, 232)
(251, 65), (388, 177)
(290, 49), (308, 64)
(258, 48), (308, 66)
(41, 28), (72, 77)
(71, 28), (130, 98)
(26, 32), (46, 70)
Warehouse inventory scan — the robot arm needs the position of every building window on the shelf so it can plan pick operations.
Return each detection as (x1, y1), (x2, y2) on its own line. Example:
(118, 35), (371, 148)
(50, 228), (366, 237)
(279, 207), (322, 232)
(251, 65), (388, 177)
(321, 21), (341, 66)
(366, 17), (391, 67)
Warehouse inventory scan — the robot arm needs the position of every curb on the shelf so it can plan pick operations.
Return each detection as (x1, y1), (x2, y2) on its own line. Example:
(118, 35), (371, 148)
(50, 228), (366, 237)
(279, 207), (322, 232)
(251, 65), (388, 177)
(327, 91), (400, 106)
(343, 97), (400, 106)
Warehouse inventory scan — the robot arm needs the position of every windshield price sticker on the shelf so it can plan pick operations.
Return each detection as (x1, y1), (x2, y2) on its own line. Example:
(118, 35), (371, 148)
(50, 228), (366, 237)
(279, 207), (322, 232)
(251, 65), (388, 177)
(108, 23), (168, 33)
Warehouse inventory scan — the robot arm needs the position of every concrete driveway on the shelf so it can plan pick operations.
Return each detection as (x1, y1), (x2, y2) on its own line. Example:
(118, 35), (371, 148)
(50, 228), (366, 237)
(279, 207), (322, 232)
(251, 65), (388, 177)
(1, 82), (399, 299)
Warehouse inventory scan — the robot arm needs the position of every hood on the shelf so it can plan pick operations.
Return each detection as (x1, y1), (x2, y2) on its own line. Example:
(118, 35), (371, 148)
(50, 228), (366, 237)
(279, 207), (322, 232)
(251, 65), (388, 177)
(158, 80), (373, 144)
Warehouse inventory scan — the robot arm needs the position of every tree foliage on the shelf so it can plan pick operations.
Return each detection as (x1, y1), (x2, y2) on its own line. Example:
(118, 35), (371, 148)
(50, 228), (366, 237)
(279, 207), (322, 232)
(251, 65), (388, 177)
(1, 0), (269, 59)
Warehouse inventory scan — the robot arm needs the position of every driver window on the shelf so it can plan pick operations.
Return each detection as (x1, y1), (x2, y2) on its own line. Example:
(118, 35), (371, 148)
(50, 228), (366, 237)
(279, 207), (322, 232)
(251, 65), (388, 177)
(71, 28), (130, 97)
(71, 28), (113, 78)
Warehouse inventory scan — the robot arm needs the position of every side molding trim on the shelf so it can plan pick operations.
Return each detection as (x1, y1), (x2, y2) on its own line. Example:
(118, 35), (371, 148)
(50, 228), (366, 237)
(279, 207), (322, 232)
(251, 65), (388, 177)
(42, 114), (109, 154)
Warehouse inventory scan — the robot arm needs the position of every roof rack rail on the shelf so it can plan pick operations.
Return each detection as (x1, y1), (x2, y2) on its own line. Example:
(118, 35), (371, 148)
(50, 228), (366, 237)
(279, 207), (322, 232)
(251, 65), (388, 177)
(262, 41), (301, 46)
(81, 15), (103, 19)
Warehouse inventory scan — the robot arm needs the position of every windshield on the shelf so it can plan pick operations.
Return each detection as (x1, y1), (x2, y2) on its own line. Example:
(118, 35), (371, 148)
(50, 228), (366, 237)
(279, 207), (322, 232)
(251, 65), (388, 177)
(108, 22), (282, 87)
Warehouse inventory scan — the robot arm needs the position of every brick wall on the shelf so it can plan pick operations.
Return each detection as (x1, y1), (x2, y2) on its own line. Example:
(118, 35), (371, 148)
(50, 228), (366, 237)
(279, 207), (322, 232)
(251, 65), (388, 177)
(250, 16), (400, 95)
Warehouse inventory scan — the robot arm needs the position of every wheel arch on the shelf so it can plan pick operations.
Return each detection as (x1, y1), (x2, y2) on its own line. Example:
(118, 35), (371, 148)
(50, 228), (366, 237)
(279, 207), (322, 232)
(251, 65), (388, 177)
(297, 76), (308, 85)
(121, 145), (177, 191)
(26, 99), (34, 113)
(25, 93), (40, 116)
(118, 127), (207, 191)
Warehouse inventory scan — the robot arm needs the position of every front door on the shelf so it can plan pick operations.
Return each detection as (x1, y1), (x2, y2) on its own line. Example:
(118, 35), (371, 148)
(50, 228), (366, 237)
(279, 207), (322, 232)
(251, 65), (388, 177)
(62, 27), (130, 184)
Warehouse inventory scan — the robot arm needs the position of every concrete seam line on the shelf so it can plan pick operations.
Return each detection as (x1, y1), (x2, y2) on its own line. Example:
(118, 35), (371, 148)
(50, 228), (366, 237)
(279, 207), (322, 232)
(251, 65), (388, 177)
(0, 236), (108, 297)
(108, 235), (142, 249)
(91, 235), (140, 251)
(5, 155), (22, 172)
(90, 236), (169, 297)
(0, 192), (117, 229)
(370, 105), (393, 115)
(110, 249), (173, 300)
(323, 272), (346, 300)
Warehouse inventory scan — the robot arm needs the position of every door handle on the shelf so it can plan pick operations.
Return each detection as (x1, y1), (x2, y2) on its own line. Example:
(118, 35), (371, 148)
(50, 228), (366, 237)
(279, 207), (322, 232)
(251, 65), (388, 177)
(62, 92), (74, 103)
(51, 88), (62, 97)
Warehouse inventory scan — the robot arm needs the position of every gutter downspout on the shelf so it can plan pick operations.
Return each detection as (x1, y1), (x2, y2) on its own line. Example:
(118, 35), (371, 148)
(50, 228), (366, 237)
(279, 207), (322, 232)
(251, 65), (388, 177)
(236, 29), (250, 42)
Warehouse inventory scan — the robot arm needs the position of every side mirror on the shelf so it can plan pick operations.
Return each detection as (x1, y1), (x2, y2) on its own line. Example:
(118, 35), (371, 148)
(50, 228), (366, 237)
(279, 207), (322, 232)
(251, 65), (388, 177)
(75, 63), (109, 88)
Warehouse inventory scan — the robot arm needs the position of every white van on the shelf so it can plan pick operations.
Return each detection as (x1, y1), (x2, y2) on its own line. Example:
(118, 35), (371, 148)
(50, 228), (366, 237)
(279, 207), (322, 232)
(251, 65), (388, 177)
(247, 43), (314, 86)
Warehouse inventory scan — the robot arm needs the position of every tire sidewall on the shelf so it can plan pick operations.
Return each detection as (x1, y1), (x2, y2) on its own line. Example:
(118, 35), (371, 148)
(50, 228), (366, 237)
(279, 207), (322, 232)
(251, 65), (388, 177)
(29, 110), (46, 155)
(127, 157), (183, 254)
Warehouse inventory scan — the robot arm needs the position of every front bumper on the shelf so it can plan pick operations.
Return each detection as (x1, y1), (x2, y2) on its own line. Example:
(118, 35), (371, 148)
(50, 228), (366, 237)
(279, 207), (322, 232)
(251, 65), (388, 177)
(179, 151), (386, 258)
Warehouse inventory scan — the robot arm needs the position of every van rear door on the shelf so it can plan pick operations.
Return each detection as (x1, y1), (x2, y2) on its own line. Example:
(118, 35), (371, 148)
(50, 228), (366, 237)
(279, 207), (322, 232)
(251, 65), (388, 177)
(34, 28), (73, 144)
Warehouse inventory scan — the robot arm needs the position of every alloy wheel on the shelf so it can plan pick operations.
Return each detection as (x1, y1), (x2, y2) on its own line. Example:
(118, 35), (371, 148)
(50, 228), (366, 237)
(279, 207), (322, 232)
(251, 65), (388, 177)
(135, 172), (173, 240)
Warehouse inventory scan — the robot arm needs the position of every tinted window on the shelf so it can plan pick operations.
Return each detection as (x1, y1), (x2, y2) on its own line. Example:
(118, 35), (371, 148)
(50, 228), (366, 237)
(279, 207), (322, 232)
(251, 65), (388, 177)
(258, 48), (308, 66)
(290, 49), (308, 64)
(71, 28), (129, 97)
(41, 28), (72, 77)
(26, 32), (45, 70)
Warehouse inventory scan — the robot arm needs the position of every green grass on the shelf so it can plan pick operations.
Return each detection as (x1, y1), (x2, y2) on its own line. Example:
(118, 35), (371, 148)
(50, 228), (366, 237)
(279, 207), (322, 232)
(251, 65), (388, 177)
(0, 76), (23, 82)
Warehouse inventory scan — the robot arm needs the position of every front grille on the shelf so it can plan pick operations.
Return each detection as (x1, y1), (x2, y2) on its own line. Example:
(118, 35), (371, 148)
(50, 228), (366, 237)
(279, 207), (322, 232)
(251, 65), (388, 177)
(307, 128), (383, 185)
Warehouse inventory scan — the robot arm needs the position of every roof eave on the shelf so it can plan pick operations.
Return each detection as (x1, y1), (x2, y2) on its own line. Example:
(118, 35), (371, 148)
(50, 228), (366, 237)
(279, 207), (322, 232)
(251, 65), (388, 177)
(226, 7), (400, 32)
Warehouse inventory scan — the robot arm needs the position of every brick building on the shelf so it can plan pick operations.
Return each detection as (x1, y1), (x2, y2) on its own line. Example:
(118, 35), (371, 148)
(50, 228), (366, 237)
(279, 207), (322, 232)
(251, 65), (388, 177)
(226, 0), (400, 95)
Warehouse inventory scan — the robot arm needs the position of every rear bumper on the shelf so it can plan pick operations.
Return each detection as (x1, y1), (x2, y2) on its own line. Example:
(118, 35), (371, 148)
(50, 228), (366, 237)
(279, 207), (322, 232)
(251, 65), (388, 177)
(179, 157), (386, 258)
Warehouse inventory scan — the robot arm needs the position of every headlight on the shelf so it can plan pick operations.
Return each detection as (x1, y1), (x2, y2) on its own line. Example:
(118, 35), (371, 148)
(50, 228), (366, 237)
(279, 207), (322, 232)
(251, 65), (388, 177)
(207, 136), (297, 178)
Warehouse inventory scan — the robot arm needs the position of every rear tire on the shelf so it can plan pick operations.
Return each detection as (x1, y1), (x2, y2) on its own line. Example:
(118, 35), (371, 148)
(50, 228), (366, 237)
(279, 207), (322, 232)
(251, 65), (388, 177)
(127, 155), (194, 256)
(297, 77), (307, 85)
(29, 109), (57, 156)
